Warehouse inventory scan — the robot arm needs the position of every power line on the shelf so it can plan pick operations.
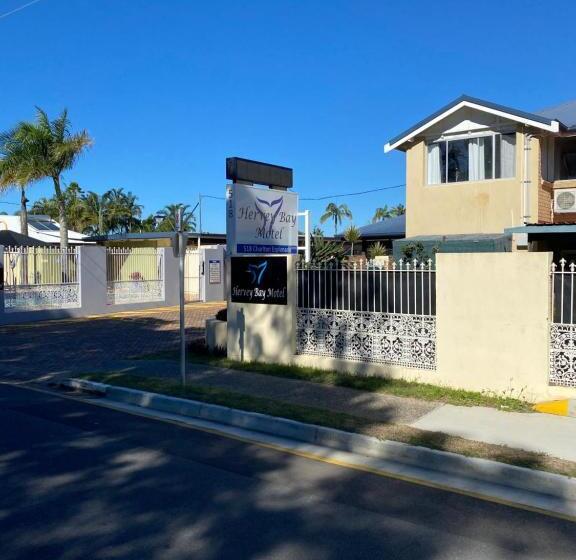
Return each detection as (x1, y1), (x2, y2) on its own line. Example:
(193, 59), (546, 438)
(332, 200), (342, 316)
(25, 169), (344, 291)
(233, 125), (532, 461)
(198, 184), (405, 202)
(0, 0), (43, 21)
(0, 201), (20, 206)
(301, 183), (405, 201)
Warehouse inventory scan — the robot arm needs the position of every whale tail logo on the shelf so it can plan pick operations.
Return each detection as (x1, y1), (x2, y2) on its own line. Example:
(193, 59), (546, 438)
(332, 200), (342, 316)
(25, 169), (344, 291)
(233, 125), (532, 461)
(254, 196), (283, 232)
(247, 261), (268, 286)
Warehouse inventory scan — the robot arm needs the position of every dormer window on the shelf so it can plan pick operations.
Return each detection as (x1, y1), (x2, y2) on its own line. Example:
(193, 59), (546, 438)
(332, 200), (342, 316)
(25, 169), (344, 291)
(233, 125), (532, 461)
(427, 132), (516, 185)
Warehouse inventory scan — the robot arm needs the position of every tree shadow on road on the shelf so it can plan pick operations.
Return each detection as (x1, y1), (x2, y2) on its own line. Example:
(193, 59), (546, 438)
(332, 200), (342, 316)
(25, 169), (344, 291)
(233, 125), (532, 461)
(1, 387), (575, 560)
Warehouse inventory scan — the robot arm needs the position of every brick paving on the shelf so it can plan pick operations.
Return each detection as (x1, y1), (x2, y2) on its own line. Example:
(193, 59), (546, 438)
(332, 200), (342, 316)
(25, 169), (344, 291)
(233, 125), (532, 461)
(0, 302), (223, 382)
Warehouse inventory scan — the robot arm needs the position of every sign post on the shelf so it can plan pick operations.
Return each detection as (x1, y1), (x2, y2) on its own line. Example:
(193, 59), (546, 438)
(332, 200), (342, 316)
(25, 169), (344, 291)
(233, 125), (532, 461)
(173, 207), (187, 387)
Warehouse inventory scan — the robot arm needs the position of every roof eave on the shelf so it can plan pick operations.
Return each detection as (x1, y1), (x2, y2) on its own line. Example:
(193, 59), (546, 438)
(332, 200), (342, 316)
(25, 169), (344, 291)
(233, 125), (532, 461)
(384, 96), (560, 153)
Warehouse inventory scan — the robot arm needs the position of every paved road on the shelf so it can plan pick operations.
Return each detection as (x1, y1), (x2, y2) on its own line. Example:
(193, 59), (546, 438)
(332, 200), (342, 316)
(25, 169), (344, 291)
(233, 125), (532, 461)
(0, 303), (222, 382)
(1, 384), (575, 559)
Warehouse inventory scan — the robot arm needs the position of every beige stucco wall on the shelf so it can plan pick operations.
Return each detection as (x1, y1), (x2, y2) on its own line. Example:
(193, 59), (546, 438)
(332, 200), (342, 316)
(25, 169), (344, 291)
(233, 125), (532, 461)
(405, 132), (542, 237)
(435, 252), (559, 401)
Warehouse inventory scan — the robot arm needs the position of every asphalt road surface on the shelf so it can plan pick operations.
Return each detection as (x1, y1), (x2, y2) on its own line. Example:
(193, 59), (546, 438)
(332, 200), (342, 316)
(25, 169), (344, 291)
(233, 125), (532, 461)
(1, 383), (575, 560)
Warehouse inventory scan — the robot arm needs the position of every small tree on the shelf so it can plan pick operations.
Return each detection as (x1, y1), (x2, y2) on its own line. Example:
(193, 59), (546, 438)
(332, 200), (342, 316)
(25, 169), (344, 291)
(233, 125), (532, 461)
(401, 241), (427, 262)
(343, 225), (361, 256)
(367, 241), (388, 260)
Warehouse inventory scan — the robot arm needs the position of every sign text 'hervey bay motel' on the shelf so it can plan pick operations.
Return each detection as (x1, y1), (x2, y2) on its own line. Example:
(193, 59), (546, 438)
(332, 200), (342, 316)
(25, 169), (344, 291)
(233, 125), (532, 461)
(226, 158), (298, 305)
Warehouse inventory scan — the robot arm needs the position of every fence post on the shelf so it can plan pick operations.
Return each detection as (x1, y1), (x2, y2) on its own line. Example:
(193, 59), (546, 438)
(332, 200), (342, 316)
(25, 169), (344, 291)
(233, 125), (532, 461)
(163, 248), (180, 307)
(78, 246), (107, 315)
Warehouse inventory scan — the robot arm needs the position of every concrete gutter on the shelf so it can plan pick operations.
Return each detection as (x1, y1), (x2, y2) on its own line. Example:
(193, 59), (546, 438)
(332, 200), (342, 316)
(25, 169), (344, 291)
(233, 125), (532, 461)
(62, 378), (576, 519)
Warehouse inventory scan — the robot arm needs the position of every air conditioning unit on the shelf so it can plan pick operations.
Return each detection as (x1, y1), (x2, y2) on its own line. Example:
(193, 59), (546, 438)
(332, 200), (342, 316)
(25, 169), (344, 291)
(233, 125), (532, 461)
(554, 189), (576, 213)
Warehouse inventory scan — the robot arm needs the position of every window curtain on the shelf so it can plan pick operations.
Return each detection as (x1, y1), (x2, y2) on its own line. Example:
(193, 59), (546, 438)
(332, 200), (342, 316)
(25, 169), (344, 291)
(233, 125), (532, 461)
(500, 134), (515, 178)
(427, 143), (442, 185)
(469, 138), (488, 181)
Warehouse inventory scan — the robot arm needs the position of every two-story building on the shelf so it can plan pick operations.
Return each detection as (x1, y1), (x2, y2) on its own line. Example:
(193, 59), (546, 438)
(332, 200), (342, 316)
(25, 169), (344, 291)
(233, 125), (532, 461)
(385, 95), (576, 259)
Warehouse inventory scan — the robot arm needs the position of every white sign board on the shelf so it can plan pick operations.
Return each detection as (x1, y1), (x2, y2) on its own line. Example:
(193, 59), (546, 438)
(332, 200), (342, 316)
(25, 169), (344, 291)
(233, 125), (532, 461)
(226, 183), (298, 255)
(208, 259), (221, 284)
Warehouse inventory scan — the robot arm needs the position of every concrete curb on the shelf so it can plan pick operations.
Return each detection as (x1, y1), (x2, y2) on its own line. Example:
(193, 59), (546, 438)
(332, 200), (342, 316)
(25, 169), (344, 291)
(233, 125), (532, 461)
(534, 399), (576, 418)
(63, 378), (576, 505)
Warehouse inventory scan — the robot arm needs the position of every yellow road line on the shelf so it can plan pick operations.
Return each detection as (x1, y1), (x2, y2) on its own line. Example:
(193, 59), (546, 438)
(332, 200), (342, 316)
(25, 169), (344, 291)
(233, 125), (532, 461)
(12, 383), (576, 525)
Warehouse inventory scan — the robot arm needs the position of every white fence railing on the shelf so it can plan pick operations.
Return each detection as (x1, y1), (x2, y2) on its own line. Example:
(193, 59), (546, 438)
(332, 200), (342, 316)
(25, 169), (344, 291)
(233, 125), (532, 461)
(550, 259), (576, 387)
(106, 247), (164, 305)
(296, 260), (437, 370)
(2, 246), (80, 311)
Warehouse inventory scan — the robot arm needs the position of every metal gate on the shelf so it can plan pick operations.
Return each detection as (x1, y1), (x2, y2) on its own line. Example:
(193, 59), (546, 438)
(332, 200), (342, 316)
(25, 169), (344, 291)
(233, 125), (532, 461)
(185, 248), (200, 302)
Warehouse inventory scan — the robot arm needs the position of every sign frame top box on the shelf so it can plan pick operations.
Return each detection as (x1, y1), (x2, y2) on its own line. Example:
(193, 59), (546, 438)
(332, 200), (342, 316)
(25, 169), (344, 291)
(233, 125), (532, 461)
(226, 157), (293, 189)
(227, 183), (299, 256)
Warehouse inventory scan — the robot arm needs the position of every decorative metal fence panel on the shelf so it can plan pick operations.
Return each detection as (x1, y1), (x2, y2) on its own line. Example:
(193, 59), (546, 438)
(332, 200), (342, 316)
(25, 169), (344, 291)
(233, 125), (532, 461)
(296, 260), (436, 370)
(550, 260), (576, 387)
(106, 248), (164, 305)
(2, 246), (80, 311)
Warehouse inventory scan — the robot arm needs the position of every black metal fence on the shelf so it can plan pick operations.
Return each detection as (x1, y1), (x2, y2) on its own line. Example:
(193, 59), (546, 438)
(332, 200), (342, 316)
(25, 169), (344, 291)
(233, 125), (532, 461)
(297, 261), (436, 316)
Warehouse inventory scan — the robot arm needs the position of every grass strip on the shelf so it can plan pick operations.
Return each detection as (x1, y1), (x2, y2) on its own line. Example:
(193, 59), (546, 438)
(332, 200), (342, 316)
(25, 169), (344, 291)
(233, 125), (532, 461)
(134, 347), (532, 412)
(80, 372), (574, 478)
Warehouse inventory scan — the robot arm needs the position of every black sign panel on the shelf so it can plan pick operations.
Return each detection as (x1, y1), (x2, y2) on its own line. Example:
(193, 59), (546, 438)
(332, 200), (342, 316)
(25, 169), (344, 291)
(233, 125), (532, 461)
(231, 256), (287, 305)
(226, 157), (293, 189)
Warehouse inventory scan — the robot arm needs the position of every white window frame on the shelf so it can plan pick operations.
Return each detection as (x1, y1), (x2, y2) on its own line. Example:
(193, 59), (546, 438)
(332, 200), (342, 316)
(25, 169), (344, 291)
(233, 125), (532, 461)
(427, 131), (516, 185)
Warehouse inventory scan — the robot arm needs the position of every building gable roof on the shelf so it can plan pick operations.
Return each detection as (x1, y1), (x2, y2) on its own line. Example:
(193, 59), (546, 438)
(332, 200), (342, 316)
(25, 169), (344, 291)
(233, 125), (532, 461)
(385, 94), (561, 153)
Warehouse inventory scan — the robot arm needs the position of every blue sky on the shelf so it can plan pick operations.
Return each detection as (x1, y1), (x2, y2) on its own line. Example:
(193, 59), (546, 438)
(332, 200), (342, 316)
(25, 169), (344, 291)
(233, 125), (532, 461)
(1, 0), (575, 233)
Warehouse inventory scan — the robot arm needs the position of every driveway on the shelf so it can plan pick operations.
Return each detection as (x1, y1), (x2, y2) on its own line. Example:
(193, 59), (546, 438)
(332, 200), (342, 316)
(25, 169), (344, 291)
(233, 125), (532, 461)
(0, 302), (223, 382)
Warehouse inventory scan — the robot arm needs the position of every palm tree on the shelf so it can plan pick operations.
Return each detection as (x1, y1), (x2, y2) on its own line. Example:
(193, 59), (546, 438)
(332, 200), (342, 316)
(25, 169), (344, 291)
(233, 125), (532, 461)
(64, 182), (87, 232)
(390, 203), (406, 216)
(138, 214), (159, 233)
(0, 126), (38, 237)
(157, 204), (196, 232)
(104, 188), (143, 233)
(121, 191), (143, 233)
(4, 108), (92, 247)
(81, 191), (108, 235)
(343, 225), (361, 256)
(372, 206), (391, 223)
(320, 202), (352, 236)
(31, 196), (59, 220)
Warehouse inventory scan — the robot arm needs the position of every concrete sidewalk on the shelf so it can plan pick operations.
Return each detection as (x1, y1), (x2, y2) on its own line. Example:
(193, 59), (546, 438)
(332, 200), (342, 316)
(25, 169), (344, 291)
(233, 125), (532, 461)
(412, 405), (576, 462)
(102, 359), (576, 463)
